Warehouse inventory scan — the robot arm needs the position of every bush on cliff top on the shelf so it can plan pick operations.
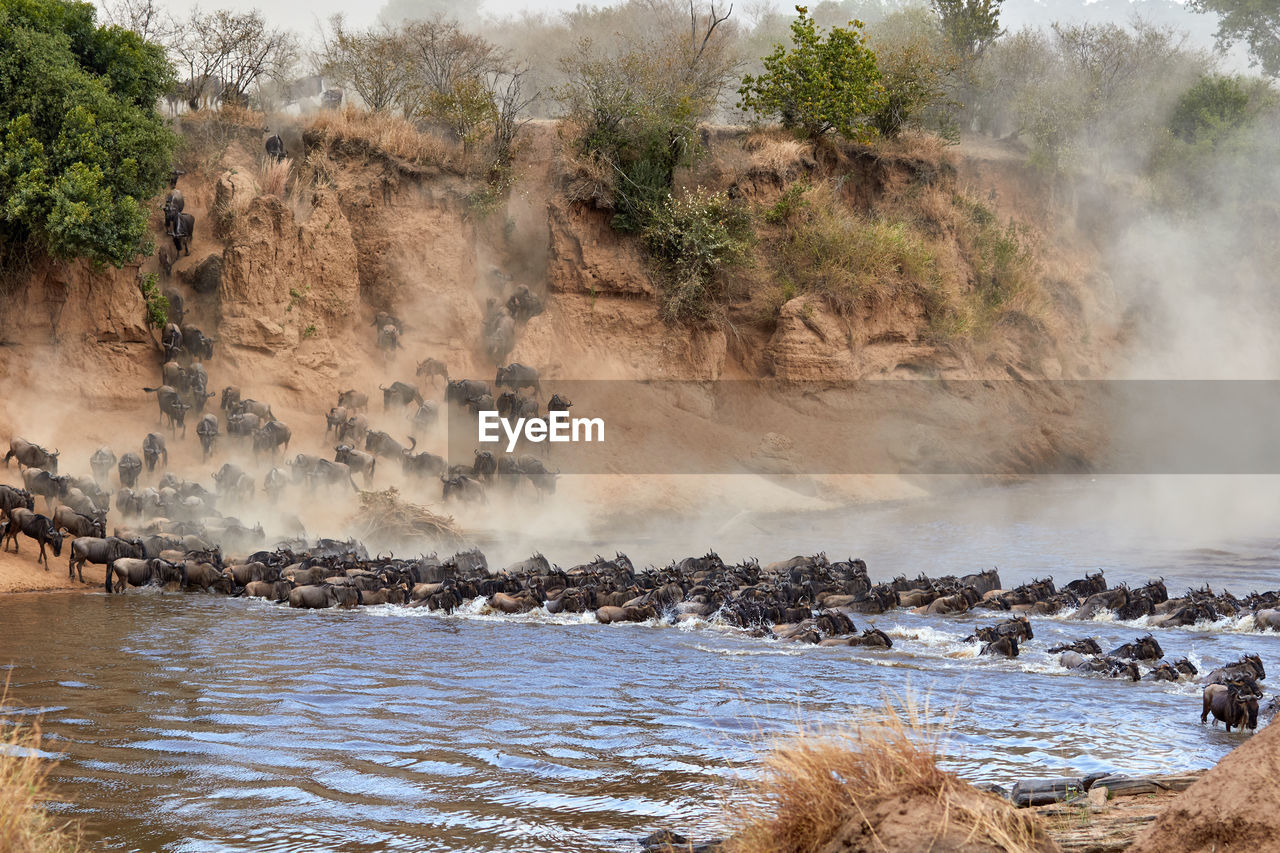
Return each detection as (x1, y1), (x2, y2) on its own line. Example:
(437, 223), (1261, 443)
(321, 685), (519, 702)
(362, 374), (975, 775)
(0, 0), (175, 271)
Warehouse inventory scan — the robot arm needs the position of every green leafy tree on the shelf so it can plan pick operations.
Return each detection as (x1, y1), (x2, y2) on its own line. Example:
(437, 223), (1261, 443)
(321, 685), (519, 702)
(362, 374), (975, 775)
(931, 0), (1003, 65)
(0, 0), (175, 270)
(1169, 73), (1257, 144)
(1190, 0), (1280, 78)
(738, 5), (883, 140)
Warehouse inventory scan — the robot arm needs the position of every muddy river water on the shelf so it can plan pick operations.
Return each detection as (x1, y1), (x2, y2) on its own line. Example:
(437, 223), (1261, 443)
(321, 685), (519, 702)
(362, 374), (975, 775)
(3, 478), (1280, 851)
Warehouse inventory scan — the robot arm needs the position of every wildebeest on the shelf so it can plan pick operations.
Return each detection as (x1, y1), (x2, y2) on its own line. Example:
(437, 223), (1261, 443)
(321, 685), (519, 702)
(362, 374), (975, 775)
(4, 438), (59, 472)
(485, 311), (515, 364)
(212, 463), (254, 502)
(118, 453), (143, 488)
(22, 469), (71, 512)
(338, 389), (368, 411)
(143, 433), (168, 472)
(365, 431), (411, 459)
(226, 412), (262, 440)
(547, 394), (572, 413)
(158, 245), (175, 279)
(1047, 638), (1102, 655)
(69, 535), (143, 582)
(1203, 654), (1266, 686)
(253, 420), (292, 457)
(52, 506), (105, 540)
(307, 459), (359, 492)
(1060, 652), (1141, 680)
(265, 132), (286, 161)
(416, 358), (448, 385)
(162, 323), (183, 362)
(106, 558), (184, 593)
(164, 188), (185, 235)
(172, 212), (195, 255)
(264, 468), (288, 503)
(0, 485), (34, 517)
(163, 288), (184, 325)
(221, 386), (241, 413)
(472, 450), (497, 483)
(89, 446), (117, 485)
(403, 449), (446, 479)
(233, 398), (274, 421)
(1202, 677), (1262, 732)
(380, 381), (422, 409)
(377, 324), (400, 355)
(506, 284), (544, 322)
(1109, 634), (1163, 661)
(980, 635), (1019, 658)
(245, 579), (293, 601)
(339, 414), (369, 444)
(2, 509), (64, 567)
(495, 363), (541, 395)
(515, 455), (558, 499)
(197, 414), (219, 459)
(334, 444), (376, 485)
(442, 474), (486, 503)
(326, 406), (349, 435)
(497, 391), (539, 422)
(445, 379), (490, 405)
(408, 402), (439, 435)
(141, 385), (191, 435)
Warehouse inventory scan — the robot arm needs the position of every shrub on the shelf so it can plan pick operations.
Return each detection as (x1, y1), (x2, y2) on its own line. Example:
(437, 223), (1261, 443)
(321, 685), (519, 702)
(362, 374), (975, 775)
(0, 717), (83, 853)
(643, 188), (753, 322)
(139, 272), (168, 329)
(0, 0), (176, 269)
(1169, 73), (1257, 145)
(775, 184), (942, 317)
(738, 6), (883, 141)
(955, 195), (1037, 313)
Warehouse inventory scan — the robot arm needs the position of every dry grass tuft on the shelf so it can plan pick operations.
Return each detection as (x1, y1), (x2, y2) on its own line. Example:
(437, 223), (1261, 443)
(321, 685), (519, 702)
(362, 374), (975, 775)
(348, 487), (463, 547)
(0, 713), (82, 853)
(252, 156), (292, 197)
(745, 132), (815, 181)
(721, 698), (1056, 853)
(306, 107), (456, 167)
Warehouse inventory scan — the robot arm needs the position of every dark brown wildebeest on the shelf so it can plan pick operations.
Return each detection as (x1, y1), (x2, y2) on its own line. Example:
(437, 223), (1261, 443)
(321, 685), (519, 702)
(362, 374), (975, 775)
(4, 438), (59, 472)
(0, 485), (34, 516)
(380, 381), (421, 410)
(172, 212), (195, 256)
(1202, 677), (1262, 732)
(3, 509), (64, 567)
(117, 453), (143, 488)
(141, 385), (191, 435)
(196, 414), (219, 460)
(52, 506), (105, 540)
(252, 420), (292, 457)
(403, 449), (446, 480)
(365, 430), (411, 459)
(69, 536), (143, 582)
(1202, 654), (1266, 685)
(325, 406), (348, 435)
(495, 363), (541, 395)
(334, 445), (376, 486)
(143, 433), (168, 471)
(89, 446), (117, 485)
(22, 469), (71, 513)
(1060, 652), (1141, 681)
(1047, 638), (1102, 655)
(442, 474), (485, 504)
(980, 635), (1019, 658)
(1109, 634), (1163, 661)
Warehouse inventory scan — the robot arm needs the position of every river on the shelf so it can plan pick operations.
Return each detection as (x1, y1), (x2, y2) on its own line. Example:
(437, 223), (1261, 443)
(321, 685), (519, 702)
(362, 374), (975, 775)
(3, 477), (1280, 852)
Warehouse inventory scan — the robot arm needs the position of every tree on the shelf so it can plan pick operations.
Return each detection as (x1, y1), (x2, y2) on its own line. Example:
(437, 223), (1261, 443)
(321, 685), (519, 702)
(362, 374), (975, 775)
(1189, 0), (1280, 78)
(0, 0), (175, 270)
(319, 16), (413, 112)
(1169, 73), (1259, 144)
(738, 5), (882, 140)
(99, 0), (174, 43)
(168, 9), (296, 107)
(399, 16), (502, 119)
(931, 0), (1002, 64)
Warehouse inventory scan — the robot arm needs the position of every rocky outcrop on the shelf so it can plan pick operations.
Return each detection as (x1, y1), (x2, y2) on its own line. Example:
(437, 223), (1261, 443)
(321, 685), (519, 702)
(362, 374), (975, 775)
(765, 296), (953, 380)
(547, 200), (654, 297)
(217, 189), (359, 353)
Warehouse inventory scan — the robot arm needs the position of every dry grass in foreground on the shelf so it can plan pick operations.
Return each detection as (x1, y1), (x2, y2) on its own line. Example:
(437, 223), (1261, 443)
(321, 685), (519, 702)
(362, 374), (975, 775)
(252, 156), (292, 197)
(306, 107), (457, 167)
(0, 717), (82, 853)
(719, 700), (1059, 853)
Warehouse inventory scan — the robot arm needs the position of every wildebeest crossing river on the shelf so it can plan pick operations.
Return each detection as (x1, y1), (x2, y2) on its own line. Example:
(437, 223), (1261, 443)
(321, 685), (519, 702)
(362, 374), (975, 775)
(4, 480), (1280, 852)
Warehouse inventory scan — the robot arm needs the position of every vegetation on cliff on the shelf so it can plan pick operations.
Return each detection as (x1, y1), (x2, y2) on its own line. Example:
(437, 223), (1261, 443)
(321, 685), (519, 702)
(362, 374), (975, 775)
(0, 0), (174, 272)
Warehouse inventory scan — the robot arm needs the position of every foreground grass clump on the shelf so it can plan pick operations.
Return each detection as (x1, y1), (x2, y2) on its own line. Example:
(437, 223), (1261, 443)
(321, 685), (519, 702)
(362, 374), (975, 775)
(0, 719), (82, 853)
(721, 702), (1059, 853)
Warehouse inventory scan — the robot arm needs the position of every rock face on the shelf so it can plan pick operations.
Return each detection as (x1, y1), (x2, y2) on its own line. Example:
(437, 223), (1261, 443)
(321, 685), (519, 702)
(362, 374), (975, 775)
(547, 200), (653, 296)
(217, 190), (359, 354)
